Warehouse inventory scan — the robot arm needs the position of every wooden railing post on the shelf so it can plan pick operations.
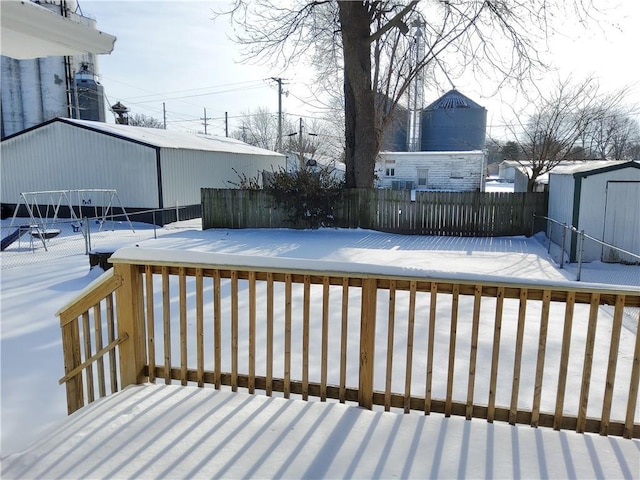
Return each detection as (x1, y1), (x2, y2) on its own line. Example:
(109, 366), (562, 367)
(359, 278), (377, 409)
(114, 262), (147, 387)
(61, 316), (84, 414)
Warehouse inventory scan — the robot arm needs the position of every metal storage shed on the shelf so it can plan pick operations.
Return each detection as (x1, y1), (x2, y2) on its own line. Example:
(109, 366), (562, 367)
(547, 161), (640, 263)
(1, 118), (286, 224)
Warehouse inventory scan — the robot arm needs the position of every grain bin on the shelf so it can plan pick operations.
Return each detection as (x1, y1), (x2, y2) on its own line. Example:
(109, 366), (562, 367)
(420, 90), (487, 151)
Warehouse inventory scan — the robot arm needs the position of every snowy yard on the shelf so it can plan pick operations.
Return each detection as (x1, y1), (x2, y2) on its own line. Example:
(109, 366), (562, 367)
(1, 218), (638, 478)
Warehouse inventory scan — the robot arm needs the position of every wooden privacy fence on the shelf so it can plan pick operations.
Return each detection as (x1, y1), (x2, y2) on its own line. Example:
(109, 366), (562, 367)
(201, 189), (548, 236)
(58, 248), (640, 438)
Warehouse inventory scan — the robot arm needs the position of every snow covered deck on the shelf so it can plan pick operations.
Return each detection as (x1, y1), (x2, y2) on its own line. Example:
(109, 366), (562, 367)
(3, 383), (638, 479)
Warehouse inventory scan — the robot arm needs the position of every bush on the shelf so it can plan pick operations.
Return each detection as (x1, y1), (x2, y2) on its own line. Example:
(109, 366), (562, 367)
(265, 166), (344, 228)
(232, 166), (344, 228)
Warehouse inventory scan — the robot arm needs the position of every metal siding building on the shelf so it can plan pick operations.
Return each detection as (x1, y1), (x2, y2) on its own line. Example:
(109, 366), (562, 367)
(548, 161), (640, 263)
(1, 118), (285, 223)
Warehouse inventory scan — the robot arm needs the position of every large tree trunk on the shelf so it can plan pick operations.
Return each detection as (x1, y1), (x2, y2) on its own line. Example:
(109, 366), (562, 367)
(338, 2), (378, 188)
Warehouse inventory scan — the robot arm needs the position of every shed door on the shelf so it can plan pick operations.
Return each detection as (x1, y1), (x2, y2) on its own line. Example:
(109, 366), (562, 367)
(602, 181), (640, 263)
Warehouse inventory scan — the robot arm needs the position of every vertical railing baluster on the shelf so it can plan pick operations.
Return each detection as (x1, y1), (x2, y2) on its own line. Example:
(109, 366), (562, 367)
(179, 267), (187, 386)
(339, 277), (349, 403)
(231, 270), (238, 392)
(320, 276), (330, 401)
(385, 280), (396, 411)
(145, 266), (156, 384)
(601, 294), (625, 435)
(624, 310), (640, 439)
(554, 291), (575, 430)
(488, 286), (505, 423)
(106, 293), (118, 393)
(302, 275), (310, 401)
(466, 285), (482, 420)
(404, 281), (417, 413)
(425, 282), (437, 414)
(445, 284), (460, 417)
(82, 311), (95, 403)
(266, 273), (274, 396)
(248, 271), (256, 394)
(213, 270), (221, 389)
(509, 288), (528, 424)
(93, 305), (106, 398)
(196, 268), (204, 388)
(284, 273), (292, 399)
(162, 266), (171, 384)
(532, 290), (551, 427)
(577, 293), (600, 433)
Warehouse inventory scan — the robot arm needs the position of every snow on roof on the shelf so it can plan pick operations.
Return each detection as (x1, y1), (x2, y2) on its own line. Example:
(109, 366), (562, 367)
(549, 160), (637, 176)
(60, 118), (284, 157)
(505, 160), (637, 184)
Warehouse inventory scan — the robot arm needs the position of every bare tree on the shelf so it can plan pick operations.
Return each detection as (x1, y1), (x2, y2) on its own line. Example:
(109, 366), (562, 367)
(231, 107), (283, 150)
(216, 1), (599, 188)
(584, 110), (640, 160)
(505, 78), (628, 191)
(284, 117), (343, 168)
(127, 113), (164, 129)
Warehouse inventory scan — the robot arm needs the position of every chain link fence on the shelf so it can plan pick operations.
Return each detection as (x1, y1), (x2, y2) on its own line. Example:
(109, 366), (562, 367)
(1, 209), (181, 270)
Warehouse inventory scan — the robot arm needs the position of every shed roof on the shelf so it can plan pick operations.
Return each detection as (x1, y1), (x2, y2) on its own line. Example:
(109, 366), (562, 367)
(550, 160), (639, 177)
(4, 118), (283, 157)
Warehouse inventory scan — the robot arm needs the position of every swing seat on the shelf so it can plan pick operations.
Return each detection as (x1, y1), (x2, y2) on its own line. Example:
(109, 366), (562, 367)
(30, 229), (61, 240)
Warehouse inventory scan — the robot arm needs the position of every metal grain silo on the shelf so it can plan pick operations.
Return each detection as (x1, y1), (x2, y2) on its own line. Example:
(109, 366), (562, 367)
(420, 90), (487, 151)
(381, 103), (408, 152)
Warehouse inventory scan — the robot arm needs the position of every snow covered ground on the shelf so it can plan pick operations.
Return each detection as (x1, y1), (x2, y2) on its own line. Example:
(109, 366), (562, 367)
(1, 218), (638, 476)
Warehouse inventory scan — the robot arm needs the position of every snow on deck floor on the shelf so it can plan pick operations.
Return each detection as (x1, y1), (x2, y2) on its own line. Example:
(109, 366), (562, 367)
(2, 384), (638, 480)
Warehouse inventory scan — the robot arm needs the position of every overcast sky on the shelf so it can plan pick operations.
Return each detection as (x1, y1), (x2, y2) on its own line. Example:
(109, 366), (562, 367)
(82, 0), (639, 140)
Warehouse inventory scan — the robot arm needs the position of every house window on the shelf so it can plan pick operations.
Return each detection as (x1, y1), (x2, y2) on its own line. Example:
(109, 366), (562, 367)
(386, 168), (395, 177)
(417, 168), (428, 186)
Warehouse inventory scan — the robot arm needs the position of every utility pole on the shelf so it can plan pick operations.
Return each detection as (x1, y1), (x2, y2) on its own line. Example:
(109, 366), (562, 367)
(201, 108), (212, 135)
(271, 77), (284, 151)
(163, 102), (167, 129)
(225, 112), (228, 137)
(299, 117), (304, 167)
(240, 122), (248, 143)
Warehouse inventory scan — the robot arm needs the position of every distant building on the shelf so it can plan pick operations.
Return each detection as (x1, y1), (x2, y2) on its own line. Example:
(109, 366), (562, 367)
(375, 150), (486, 192)
(1, 118), (286, 225)
(547, 160), (640, 263)
(1, 0), (114, 138)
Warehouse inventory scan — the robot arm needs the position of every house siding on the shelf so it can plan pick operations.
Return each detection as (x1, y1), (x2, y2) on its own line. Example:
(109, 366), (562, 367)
(376, 151), (485, 192)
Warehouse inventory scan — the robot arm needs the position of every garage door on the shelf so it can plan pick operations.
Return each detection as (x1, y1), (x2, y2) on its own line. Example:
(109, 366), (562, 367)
(602, 181), (640, 263)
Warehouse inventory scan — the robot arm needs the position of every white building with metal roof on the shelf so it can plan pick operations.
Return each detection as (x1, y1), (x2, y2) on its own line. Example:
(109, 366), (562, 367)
(1, 118), (286, 224)
(547, 160), (640, 263)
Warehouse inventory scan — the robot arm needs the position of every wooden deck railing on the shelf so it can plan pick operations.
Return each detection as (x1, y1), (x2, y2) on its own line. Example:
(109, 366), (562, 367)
(59, 248), (640, 439)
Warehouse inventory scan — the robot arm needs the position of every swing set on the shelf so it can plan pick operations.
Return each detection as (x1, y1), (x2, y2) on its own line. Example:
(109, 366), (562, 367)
(6, 189), (134, 252)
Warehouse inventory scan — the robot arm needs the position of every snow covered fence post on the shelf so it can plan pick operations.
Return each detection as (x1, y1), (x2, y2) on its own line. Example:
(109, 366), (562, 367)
(359, 278), (377, 409)
(114, 262), (147, 387)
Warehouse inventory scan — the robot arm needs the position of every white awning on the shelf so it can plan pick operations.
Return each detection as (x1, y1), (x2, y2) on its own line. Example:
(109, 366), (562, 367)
(1, 0), (116, 59)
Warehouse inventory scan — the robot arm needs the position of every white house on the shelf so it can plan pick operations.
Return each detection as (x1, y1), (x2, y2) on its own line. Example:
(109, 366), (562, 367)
(547, 160), (640, 263)
(375, 150), (486, 192)
(1, 118), (286, 224)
